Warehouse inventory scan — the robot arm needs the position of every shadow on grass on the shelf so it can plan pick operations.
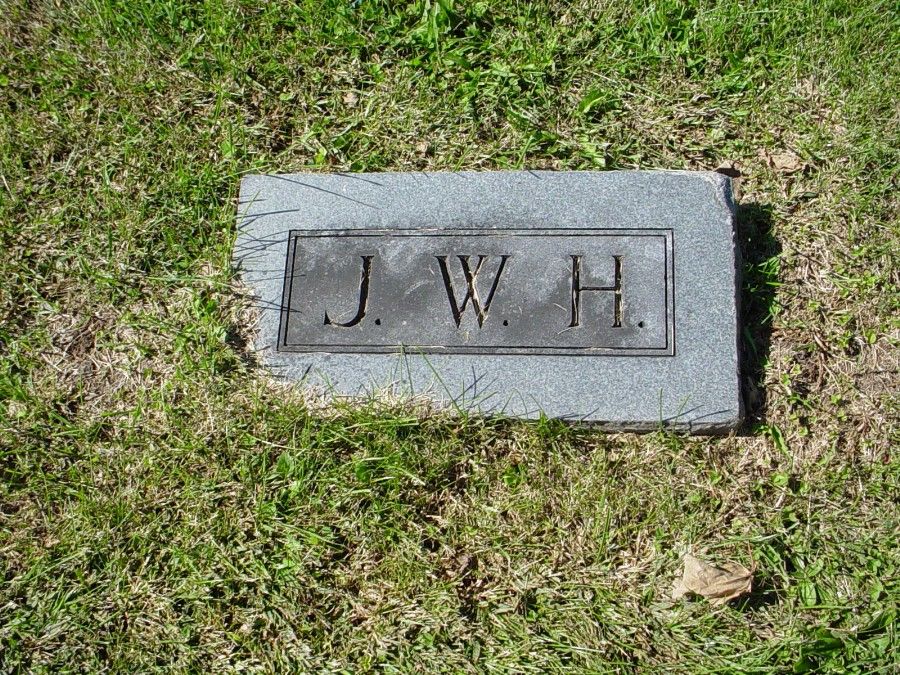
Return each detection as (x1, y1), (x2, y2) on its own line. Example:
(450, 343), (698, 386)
(734, 574), (782, 611)
(736, 202), (780, 429)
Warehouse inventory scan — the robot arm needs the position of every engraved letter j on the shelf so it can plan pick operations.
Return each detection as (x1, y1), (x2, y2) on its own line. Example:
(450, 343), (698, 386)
(324, 255), (373, 327)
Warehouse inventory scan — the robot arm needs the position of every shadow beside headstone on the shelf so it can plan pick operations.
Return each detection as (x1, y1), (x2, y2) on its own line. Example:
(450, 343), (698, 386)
(736, 202), (780, 429)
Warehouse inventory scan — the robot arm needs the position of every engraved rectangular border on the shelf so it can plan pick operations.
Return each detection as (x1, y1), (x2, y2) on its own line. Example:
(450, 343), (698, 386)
(277, 228), (675, 357)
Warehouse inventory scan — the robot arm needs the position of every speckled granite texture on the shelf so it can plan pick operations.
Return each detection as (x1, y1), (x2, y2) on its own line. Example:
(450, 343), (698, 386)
(234, 170), (742, 433)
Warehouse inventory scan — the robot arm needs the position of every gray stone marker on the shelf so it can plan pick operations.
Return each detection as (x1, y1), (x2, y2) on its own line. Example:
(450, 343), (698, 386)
(234, 170), (742, 433)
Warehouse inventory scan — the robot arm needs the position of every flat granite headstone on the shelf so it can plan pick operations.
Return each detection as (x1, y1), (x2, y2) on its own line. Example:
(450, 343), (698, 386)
(234, 170), (742, 433)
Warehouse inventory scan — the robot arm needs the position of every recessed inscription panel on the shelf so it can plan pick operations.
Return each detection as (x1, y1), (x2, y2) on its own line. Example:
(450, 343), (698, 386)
(279, 229), (674, 355)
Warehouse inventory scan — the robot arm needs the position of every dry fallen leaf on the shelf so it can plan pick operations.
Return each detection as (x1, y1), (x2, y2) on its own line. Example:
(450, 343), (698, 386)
(671, 554), (753, 606)
(758, 148), (805, 174)
(771, 152), (803, 172)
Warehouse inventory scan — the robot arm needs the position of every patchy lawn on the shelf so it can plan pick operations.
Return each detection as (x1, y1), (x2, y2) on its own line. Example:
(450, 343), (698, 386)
(1, 0), (897, 671)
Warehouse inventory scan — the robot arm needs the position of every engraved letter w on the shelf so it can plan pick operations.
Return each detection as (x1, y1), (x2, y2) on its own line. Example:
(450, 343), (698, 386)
(435, 255), (510, 328)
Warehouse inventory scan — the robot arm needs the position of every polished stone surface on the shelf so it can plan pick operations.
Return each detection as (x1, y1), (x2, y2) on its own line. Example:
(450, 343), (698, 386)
(234, 170), (742, 432)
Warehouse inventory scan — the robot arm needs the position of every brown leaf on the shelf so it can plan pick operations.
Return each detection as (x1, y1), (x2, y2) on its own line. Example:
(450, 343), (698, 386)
(758, 148), (805, 174)
(671, 554), (752, 606)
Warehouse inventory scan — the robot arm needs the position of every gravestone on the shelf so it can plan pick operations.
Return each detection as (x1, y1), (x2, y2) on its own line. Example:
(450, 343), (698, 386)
(234, 170), (742, 433)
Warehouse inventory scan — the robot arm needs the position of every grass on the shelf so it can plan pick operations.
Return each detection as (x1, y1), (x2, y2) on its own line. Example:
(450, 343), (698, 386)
(1, 0), (898, 670)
